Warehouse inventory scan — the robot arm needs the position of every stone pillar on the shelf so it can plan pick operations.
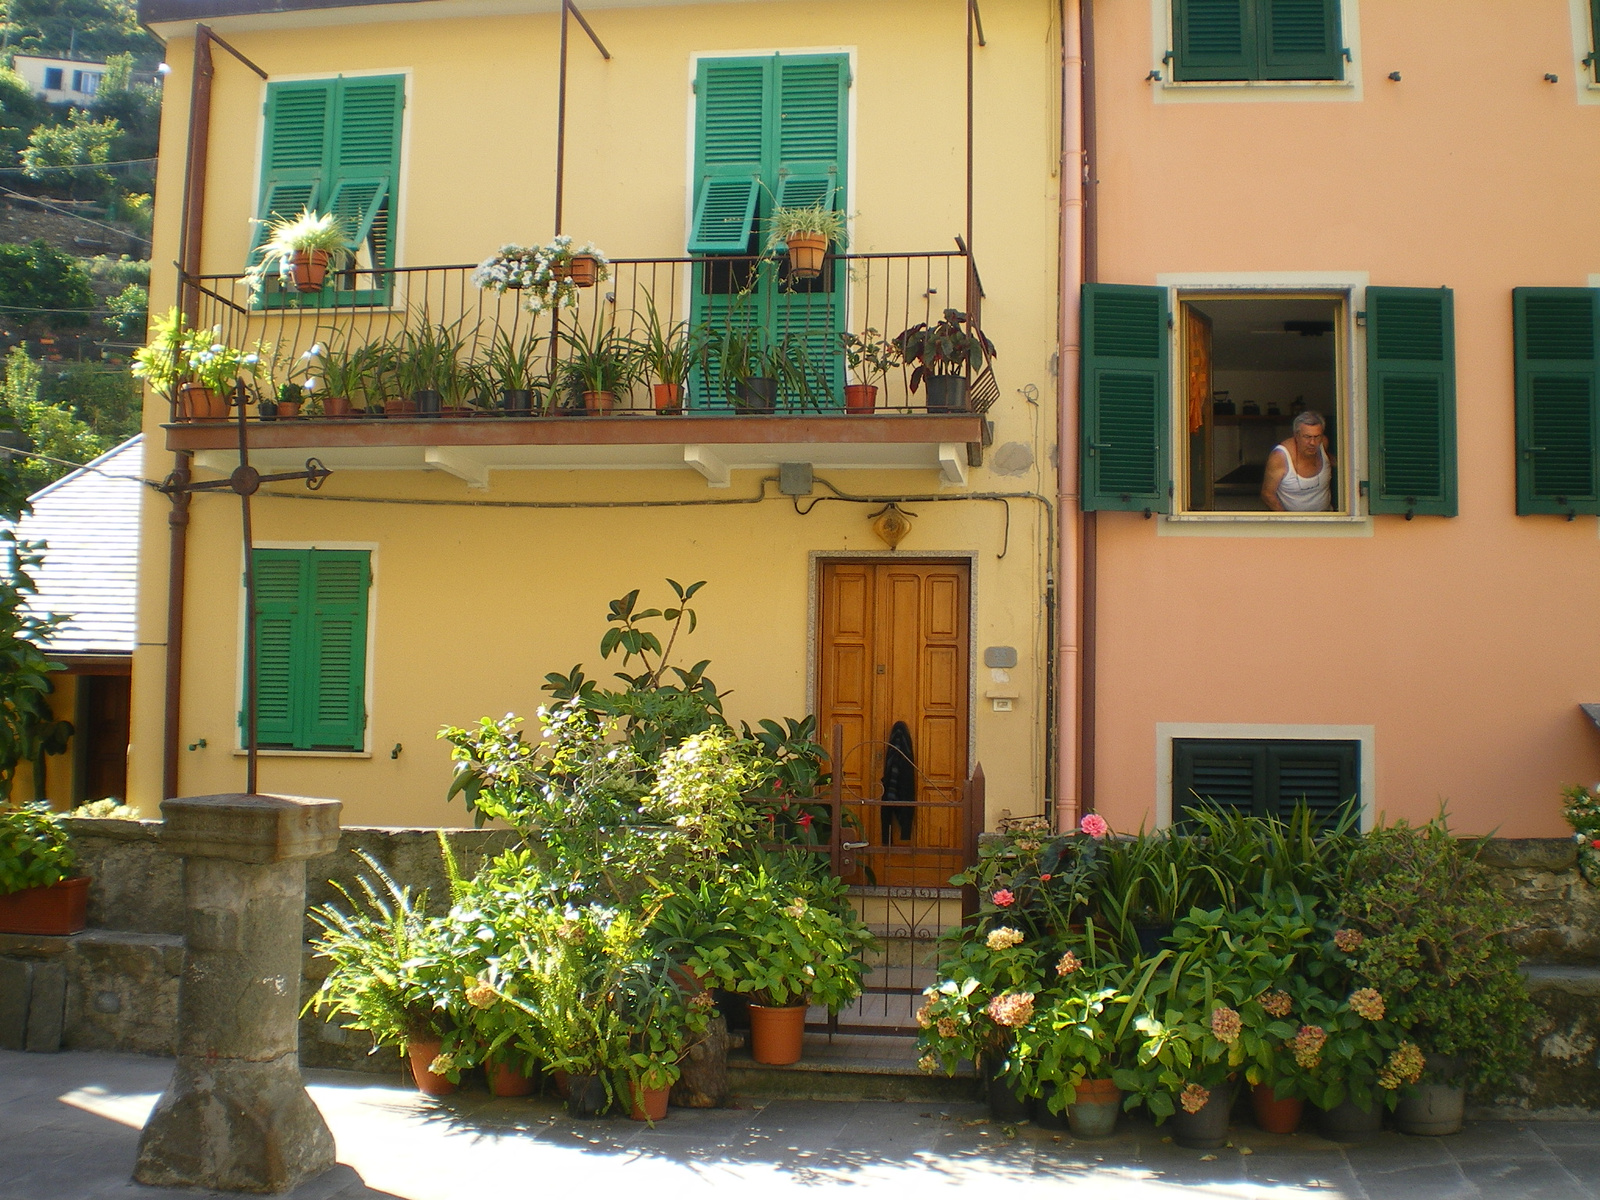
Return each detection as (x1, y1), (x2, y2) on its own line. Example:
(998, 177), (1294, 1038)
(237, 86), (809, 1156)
(134, 793), (341, 1194)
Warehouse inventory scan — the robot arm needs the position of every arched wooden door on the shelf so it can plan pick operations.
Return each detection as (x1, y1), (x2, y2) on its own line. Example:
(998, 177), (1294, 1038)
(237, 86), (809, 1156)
(817, 559), (970, 887)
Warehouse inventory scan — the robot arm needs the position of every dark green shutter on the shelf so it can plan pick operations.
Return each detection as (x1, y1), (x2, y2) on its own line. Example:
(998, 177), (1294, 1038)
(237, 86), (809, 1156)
(688, 58), (767, 253)
(1589, 0), (1600, 81)
(251, 552), (304, 745)
(1175, 738), (1358, 826)
(1366, 287), (1456, 516)
(1174, 740), (1266, 821)
(1081, 283), (1171, 513)
(1514, 288), (1600, 516)
(303, 552), (369, 750)
(1269, 741), (1358, 824)
(1172, 0), (1255, 81)
(1259, 0), (1343, 81)
(253, 80), (332, 253)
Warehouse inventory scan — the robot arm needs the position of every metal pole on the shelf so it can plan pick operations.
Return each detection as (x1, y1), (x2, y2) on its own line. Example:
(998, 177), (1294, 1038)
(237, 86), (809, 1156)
(555, 0), (569, 236)
(234, 380), (259, 795)
(160, 453), (190, 801)
(178, 26), (213, 324)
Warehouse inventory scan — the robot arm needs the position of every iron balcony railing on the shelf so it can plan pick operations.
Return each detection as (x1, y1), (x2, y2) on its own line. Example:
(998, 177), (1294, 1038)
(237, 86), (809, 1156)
(174, 248), (997, 423)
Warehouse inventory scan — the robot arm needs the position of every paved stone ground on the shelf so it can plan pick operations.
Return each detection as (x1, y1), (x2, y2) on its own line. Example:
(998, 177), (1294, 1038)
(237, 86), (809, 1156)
(5, 1050), (1600, 1199)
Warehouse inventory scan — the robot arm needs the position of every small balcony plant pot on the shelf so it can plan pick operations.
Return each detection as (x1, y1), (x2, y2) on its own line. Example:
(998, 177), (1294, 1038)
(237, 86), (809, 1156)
(733, 377), (778, 414)
(582, 390), (616, 415)
(653, 383), (684, 415)
(1251, 1083), (1303, 1134)
(566, 1073), (610, 1118)
(628, 1083), (671, 1122)
(784, 233), (828, 281)
(1134, 923), (1175, 956)
(485, 1057), (535, 1098)
(1314, 1097), (1383, 1141)
(1033, 1082), (1070, 1131)
(985, 1073), (1033, 1123)
(406, 1040), (457, 1097)
(844, 383), (877, 415)
(384, 396), (418, 418)
(439, 405), (473, 419)
(747, 1001), (807, 1065)
(413, 389), (442, 417)
(275, 400), (301, 420)
(501, 388), (533, 415)
(1067, 1078), (1123, 1138)
(668, 961), (710, 996)
(256, 398), (277, 422)
(0, 876), (89, 935)
(923, 376), (970, 413)
(1395, 1083), (1465, 1136)
(177, 383), (228, 422)
(322, 396), (353, 418)
(1172, 1083), (1235, 1149)
(556, 255), (600, 288)
(290, 249), (331, 293)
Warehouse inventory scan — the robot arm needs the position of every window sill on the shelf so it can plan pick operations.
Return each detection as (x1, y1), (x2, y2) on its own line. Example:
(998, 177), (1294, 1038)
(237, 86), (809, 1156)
(232, 748), (372, 759)
(1158, 513), (1373, 538)
(1156, 78), (1359, 103)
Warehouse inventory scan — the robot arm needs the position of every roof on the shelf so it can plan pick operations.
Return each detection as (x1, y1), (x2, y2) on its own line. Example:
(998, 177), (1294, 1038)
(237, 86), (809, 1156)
(11, 436), (144, 658)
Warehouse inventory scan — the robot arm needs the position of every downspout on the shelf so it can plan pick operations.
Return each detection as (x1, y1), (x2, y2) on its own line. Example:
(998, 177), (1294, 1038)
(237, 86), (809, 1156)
(1078, 0), (1099, 815)
(162, 25), (213, 801)
(1055, 0), (1085, 832)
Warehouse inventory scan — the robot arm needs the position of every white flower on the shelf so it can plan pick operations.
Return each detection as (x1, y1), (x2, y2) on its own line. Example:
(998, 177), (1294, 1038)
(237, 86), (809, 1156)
(301, 377), (321, 392)
(241, 353), (259, 365)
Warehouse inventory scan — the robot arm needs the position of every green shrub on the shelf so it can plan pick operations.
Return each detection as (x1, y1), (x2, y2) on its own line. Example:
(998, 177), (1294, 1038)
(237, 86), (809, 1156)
(0, 242), (95, 326)
(0, 802), (76, 894)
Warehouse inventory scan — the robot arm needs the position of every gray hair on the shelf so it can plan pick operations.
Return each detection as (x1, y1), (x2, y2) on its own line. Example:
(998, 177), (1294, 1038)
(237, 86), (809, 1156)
(1292, 410), (1326, 433)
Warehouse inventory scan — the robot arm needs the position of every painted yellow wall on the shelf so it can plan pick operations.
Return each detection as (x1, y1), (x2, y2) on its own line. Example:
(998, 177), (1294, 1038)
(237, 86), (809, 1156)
(1090, 0), (1600, 835)
(131, 0), (1064, 827)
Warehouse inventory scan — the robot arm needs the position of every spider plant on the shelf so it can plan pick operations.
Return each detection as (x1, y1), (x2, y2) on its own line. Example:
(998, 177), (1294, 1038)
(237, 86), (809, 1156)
(484, 326), (545, 395)
(633, 294), (702, 391)
(562, 319), (640, 399)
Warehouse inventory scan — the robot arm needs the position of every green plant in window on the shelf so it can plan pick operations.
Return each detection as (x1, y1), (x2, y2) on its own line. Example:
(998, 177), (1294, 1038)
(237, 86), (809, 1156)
(764, 202), (848, 253)
(245, 209), (353, 299)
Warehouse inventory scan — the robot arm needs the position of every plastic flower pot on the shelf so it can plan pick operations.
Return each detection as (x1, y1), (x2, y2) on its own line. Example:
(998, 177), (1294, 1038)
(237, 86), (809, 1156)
(582, 390), (616, 415)
(1033, 1082), (1070, 1131)
(290, 249), (331, 293)
(0, 876), (89, 935)
(747, 1002), (807, 1065)
(628, 1083), (671, 1122)
(485, 1057), (534, 1098)
(732, 378), (777, 414)
(322, 396), (353, 418)
(406, 1040), (457, 1097)
(981, 1058), (1033, 1123)
(501, 389), (533, 415)
(784, 233), (828, 280)
(1133, 924), (1175, 956)
(653, 383), (684, 414)
(1315, 1097), (1383, 1141)
(413, 389), (442, 416)
(923, 376), (969, 413)
(1067, 1078), (1123, 1138)
(566, 1073), (610, 1117)
(1395, 1083), (1465, 1136)
(844, 384), (877, 415)
(1171, 1083), (1235, 1149)
(177, 383), (228, 422)
(1251, 1083), (1303, 1134)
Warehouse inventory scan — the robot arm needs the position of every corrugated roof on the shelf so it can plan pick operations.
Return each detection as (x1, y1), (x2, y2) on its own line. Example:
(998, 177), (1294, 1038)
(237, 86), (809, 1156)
(10, 436), (144, 657)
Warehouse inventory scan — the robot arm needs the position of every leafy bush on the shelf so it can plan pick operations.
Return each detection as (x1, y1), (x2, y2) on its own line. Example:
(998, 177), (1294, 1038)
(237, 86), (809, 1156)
(21, 111), (121, 198)
(0, 242), (95, 326)
(0, 802), (76, 894)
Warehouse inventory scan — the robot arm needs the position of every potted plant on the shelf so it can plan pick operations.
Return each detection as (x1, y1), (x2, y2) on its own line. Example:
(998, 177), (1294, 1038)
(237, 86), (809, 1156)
(839, 328), (900, 415)
(396, 317), (470, 416)
(1013, 956), (1138, 1138)
(613, 968), (714, 1123)
(471, 244), (547, 294)
(175, 326), (268, 422)
(765, 201), (847, 281)
(893, 308), (996, 413)
(0, 803), (88, 936)
(562, 320), (638, 414)
(484, 327), (545, 415)
(635, 296), (702, 415)
(132, 307), (188, 420)
(303, 336), (379, 419)
(245, 208), (352, 298)
(548, 235), (609, 290)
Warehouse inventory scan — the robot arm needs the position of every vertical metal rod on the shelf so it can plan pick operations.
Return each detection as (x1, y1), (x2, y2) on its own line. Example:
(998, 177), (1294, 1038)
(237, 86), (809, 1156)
(234, 379), (259, 795)
(965, 0), (977, 341)
(161, 453), (191, 801)
(555, 0), (570, 236)
(830, 722), (844, 879)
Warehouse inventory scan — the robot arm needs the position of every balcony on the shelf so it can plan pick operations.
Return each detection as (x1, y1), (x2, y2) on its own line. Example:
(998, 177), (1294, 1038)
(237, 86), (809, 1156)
(166, 250), (993, 488)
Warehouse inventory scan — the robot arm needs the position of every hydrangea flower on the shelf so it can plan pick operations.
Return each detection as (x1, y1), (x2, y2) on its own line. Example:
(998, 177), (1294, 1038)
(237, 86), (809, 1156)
(936, 1017), (958, 1039)
(1378, 1041), (1426, 1090)
(1179, 1083), (1210, 1114)
(1291, 1024), (1327, 1070)
(985, 926), (1024, 951)
(1055, 951), (1081, 976)
(1348, 988), (1386, 1021)
(463, 979), (496, 1009)
(1259, 990), (1293, 1018)
(986, 991), (1035, 1028)
(1333, 928), (1364, 953)
(1209, 1006), (1242, 1045)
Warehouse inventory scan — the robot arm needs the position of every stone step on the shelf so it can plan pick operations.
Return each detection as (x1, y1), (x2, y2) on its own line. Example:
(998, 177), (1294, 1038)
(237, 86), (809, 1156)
(726, 1032), (976, 1103)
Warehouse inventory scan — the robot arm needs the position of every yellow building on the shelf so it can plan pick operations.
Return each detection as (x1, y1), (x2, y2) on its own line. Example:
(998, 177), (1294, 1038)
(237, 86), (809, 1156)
(130, 0), (1072, 866)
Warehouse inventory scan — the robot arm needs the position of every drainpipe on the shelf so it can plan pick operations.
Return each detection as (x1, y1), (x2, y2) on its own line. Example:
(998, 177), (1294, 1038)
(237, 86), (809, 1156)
(1078, 0), (1099, 816)
(1055, 0), (1085, 833)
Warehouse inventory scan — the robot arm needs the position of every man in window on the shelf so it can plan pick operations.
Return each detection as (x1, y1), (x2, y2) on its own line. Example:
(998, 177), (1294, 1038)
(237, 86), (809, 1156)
(1261, 410), (1334, 512)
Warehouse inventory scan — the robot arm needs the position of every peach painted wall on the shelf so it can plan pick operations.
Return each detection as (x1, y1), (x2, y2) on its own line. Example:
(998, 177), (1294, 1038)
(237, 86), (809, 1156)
(1090, 0), (1600, 835)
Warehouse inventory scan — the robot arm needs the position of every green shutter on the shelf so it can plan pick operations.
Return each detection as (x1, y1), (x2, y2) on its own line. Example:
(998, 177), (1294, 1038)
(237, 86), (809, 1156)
(1172, 0), (1255, 81)
(688, 58), (767, 254)
(1589, 0), (1600, 81)
(1269, 741), (1358, 825)
(253, 80), (332, 253)
(1366, 287), (1456, 516)
(1081, 283), (1171, 513)
(325, 176), (388, 257)
(1514, 288), (1600, 516)
(1174, 738), (1358, 826)
(251, 551), (305, 745)
(689, 178), (761, 254)
(303, 552), (368, 750)
(330, 76), (402, 273)
(1259, 0), (1343, 81)
(774, 172), (835, 213)
(1174, 740), (1266, 823)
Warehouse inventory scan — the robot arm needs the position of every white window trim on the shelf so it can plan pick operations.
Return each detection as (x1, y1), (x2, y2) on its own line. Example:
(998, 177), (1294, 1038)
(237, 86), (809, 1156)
(1569, 0), (1600, 102)
(1155, 722), (1376, 831)
(1151, 0), (1363, 103)
(233, 540), (378, 757)
(1154, 271), (1371, 533)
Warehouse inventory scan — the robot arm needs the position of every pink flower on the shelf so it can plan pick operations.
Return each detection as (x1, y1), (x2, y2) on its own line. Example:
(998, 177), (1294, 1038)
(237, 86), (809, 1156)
(991, 889), (1015, 907)
(1079, 814), (1109, 839)
(798, 813), (813, 828)
(1040, 873), (1052, 882)
(1590, 839), (1600, 850)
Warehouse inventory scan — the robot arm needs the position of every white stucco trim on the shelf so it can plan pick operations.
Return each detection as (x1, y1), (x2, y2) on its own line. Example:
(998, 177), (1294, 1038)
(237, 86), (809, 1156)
(1155, 722), (1376, 832)
(1150, 0), (1363, 103)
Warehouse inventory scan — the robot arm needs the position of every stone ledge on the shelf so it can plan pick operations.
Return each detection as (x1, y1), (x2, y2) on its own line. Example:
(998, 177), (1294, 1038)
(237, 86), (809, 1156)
(1523, 964), (1600, 996)
(1475, 838), (1579, 871)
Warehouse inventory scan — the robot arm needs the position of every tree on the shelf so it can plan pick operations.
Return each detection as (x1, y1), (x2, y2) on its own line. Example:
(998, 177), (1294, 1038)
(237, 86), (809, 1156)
(0, 241), (95, 325)
(0, 0), (161, 63)
(21, 109), (120, 198)
(0, 66), (44, 160)
(1, 345), (107, 490)
(102, 281), (145, 341)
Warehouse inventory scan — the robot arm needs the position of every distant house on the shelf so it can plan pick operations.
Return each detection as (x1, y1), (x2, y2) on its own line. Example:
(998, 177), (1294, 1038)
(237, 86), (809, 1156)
(9, 436), (141, 806)
(12, 55), (109, 105)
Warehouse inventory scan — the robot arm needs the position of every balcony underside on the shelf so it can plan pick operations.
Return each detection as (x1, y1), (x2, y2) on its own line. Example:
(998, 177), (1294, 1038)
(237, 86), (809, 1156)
(168, 413), (984, 487)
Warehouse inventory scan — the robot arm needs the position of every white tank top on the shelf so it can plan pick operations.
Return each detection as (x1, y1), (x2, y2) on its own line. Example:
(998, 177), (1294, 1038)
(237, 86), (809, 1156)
(1273, 444), (1331, 512)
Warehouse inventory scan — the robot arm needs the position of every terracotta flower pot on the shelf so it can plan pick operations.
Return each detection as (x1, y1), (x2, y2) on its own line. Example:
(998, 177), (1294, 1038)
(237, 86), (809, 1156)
(582, 390), (616, 415)
(291, 249), (331, 293)
(1251, 1083), (1303, 1134)
(406, 1040), (457, 1097)
(556, 255), (599, 288)
(275, 401), (301, 419)
(177, 383), (228, 422)
(439, 405), (473, 419)
(485, 1057), (534, 1098)
(322, 395), (353, 418)
(0, 876), (89, 935)
(747, 1001), (807, 1065)
(1068, 1077), (1123, 1138)
(668, 962), (710, 996)
(383, 396), (419, 417)
(653, 383), (683, 414)
(628, 1082), (671, 1122)
(844, 383), (877, 415)
(784, 233), (828, 280)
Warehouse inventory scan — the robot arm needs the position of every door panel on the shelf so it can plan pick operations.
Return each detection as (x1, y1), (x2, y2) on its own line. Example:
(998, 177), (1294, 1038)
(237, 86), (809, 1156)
(817, 560), (970, 886)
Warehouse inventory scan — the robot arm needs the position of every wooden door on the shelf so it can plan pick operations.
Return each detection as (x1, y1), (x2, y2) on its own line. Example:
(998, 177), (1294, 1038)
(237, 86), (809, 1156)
(817, 560), (970, 885)
(80, 675), (130, 802)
